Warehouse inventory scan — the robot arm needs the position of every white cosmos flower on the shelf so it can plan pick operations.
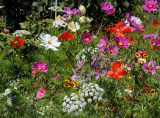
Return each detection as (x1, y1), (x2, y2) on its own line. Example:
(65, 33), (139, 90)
(38, 33), (61, 51)
(68, 21), (80, 32)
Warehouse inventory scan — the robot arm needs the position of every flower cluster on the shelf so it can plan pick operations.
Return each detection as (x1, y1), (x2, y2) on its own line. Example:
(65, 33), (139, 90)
(62, 83), (104, 116)
(10, 37), (24, 47)
(52, 19), (68, 28)
(135, 51), (148, 58)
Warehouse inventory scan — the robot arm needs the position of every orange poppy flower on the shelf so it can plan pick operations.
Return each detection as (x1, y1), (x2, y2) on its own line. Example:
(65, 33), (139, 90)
(110, 21), (131, 37)
(107, 61), (128, 79)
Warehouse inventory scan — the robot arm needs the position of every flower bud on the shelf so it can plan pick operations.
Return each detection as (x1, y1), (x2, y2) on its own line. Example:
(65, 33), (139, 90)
(154, 33), (158, 40)
(79, 5), (86, 15)
(148, 61), (152, 68)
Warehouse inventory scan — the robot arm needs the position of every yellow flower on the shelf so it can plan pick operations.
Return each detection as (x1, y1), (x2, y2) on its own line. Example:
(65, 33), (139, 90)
(143, 53), (148, 58)
(79, 16), (87, 23)
(135, 52), (140, 57)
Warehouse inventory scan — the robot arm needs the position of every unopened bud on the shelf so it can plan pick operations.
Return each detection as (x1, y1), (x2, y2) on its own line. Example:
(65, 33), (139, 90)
(148, 61), (152, 68)
(154, 33), (158, 40)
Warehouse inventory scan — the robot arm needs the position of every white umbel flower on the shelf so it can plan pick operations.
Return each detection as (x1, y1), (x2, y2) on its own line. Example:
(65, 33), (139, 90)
(68, 21), (80, 32)
(53, 19), (67, 28)
(3, 88), (11, 96)
(13, 30), (31, 37)
(38, 33), (61, 51)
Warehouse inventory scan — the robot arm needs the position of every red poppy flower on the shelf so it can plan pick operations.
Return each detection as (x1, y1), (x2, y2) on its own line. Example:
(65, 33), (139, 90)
(58, 32), (74, 41)
(153, 20), (160, 30)
(107, 61), (128, 79)
(110, 21), (131, 37)
(10, 37), (24, 47)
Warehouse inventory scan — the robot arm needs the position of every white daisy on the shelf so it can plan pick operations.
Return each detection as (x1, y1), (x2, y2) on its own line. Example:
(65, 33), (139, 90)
(68, 21), (80, 32)
(38, 33), (61, 51)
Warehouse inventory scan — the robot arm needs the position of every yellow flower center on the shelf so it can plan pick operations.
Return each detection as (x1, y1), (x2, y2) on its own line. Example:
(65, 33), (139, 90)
(38, 67), (42, 70)
(119, 42), (123, 46)
(71, 26), (75, 29)
(104, 43), (107, 46)
(85, 38), (89, 41)
(148, 67), (152, 70)
(149, 5), (153, 8)
(48, 41), (51, 44)
(70, 12), (73, 15)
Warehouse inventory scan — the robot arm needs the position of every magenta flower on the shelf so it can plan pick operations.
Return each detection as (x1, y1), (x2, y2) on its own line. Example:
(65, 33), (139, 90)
(97, 37), (108, 52)
(107, 46), (118, 55)
(143, 0), (158, 13)
(32, 62), (48, 73)
(143, 33), (155, 39)
(100, 1), (116, 15)
(156, 34), (160, 46)
(114, 36), (129, 48)
(81, 33), (92, 44)
(126, 13), (143, 33)
(142, 60), (160, 74)
(36, 87), (46, 98)
(64, 7), (81, 15)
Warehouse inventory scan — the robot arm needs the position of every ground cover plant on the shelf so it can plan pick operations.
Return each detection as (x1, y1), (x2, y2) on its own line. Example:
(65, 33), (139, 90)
(0, 0), (160, 118)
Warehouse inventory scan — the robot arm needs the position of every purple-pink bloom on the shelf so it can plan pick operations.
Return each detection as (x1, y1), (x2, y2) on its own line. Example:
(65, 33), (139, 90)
(114, 36), (129, 48)
(143, 0), (158, 13)
(94, 65), (107, 80)
(62, 14), (69, 20)
(143, 33), (155, 39)
(142, 60), (160, 74)
(97, 37), (108, 52)
(64, 7), (81, 15)
(156, 34), (160, 46)
(100, 1), (116, 15)
(81, 33), (92, 44)
(126, 13), (143, 33)
(107, 46), (118, 55)
(73, 59), (85, 73)
(32, 62), (48, 73)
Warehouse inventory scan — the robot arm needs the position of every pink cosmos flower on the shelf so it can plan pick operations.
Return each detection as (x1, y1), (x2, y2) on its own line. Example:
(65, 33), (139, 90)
(107, 46), (118, 55)
(32, 62), (48, 73)
(81, 33), (92, 44)
(143, 0), (158, 13)
(97, 36), (108, 52)
(142, 60), (160, 74)
(100, 1), (116, 15)
(36, 87), (46, 98)
(114, 36), (129, 48)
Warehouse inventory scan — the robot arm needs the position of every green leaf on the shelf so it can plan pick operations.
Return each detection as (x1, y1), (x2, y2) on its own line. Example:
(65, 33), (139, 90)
(37, 6), (43, 12)
(32, 2), (38, 7)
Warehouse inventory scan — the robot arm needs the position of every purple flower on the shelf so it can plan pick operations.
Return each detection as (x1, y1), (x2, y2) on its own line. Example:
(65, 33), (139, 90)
(97, 37), (108, 52)
(32, 62), (48, 73)
(142, 60), (160, 74)
(114, 36), (129, 48)
(143, 0), (158, 13)
(94, 65), (107, 80)
(100, 2), (116, 15)
(62, 14), (69, 20)
(81, 33), (92, 44)
(107, 46), (118, 55)
(143, 33), (155, 39)
(126, 13), (143, 33)
(64, 7), (81, 15)
(73, 59), (85, 73)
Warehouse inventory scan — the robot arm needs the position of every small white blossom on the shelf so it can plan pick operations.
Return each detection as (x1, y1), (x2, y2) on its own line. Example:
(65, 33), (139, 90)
(87, 98), (92, 103)
(68, 21), (80, 32)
